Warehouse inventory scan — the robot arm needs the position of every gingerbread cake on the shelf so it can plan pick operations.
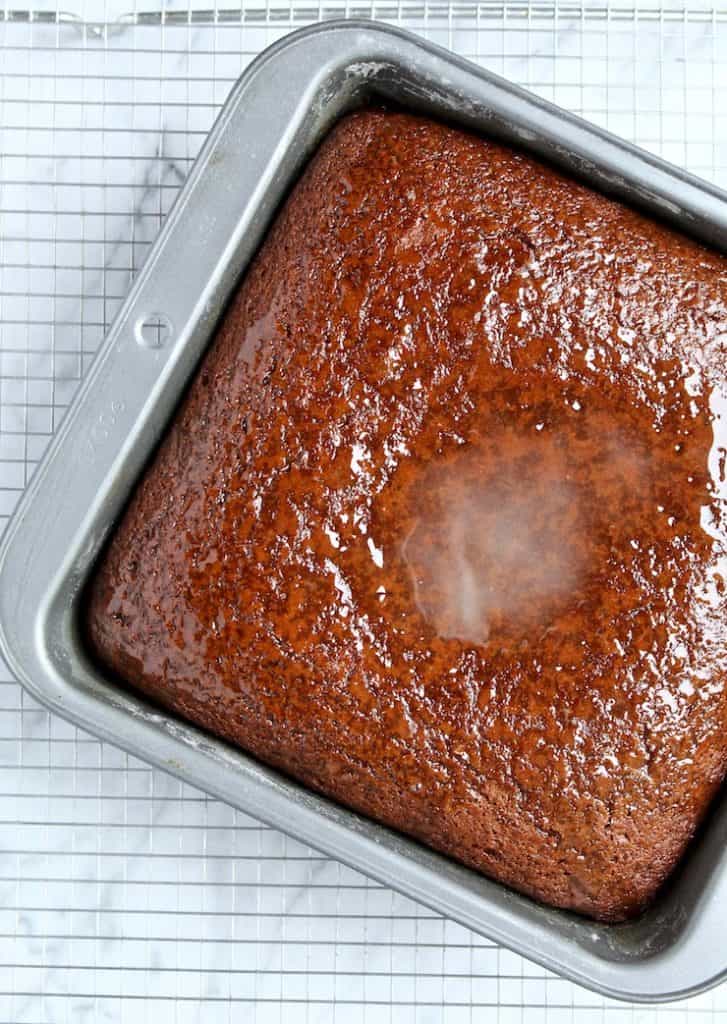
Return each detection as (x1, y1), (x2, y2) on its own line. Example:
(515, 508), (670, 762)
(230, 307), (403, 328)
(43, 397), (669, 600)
(86, 110), (727, 921)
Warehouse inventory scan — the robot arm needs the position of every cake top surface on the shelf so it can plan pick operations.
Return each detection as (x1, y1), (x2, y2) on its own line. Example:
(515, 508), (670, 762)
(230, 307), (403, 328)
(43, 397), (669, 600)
(89, 110), (727, 921)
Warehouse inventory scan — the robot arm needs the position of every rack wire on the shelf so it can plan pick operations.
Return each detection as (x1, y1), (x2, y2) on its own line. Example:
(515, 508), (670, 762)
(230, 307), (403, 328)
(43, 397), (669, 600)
(1, 2), (727, 1021)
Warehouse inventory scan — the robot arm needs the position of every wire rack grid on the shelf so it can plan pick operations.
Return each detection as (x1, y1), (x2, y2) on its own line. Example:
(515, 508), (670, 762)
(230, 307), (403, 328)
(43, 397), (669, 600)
(1, 2), (727, 1022)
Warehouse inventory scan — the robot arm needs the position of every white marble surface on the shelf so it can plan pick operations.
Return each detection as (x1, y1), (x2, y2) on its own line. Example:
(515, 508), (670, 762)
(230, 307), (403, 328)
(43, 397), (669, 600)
(1, 4), (727, 1022)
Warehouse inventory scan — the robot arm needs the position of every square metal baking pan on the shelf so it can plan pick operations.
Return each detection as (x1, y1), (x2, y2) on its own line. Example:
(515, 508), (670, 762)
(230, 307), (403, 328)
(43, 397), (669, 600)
(1, 20), (727, 1003)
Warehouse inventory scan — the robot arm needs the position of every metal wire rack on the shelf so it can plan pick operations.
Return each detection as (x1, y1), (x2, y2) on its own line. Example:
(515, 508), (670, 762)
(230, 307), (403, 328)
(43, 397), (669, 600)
(1, 2), (727, 1021)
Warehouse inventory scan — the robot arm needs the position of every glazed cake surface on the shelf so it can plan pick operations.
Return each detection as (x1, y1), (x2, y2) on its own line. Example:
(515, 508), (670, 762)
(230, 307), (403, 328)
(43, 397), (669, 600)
(87, 110), (727, 921)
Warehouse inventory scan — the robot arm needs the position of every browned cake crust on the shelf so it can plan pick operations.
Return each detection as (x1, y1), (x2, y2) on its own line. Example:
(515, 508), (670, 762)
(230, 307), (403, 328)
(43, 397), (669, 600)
(87, 110), (727, 921)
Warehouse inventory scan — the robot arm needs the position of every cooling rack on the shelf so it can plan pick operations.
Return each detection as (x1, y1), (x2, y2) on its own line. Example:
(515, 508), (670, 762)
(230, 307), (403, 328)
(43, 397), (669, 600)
(1, 2), (727, 1021)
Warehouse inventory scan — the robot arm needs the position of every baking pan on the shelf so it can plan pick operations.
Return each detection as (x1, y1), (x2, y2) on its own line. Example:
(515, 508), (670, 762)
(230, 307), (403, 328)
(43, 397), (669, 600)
(1, 20), (726, 1003)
